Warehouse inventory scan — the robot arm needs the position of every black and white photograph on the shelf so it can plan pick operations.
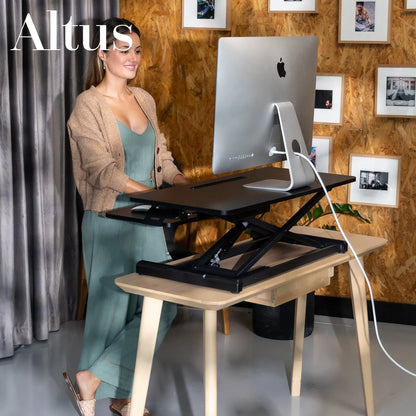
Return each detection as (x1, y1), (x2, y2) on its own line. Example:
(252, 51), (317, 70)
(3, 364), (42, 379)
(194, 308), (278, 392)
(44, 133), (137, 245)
(359, 170), (388, 190)
(376, 66), (416, 117)
(314, 74), (344, 124)
(385, 77), (416, 107)
(269, 0), (319, 12)
(349, 154), (401, 207)
(339, 0), (391, 43)
(183, 0), (230, 29)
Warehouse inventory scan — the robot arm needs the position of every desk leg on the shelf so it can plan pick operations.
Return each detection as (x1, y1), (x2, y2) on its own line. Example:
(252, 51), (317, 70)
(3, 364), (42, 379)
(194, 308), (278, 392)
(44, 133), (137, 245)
(221, 308), (230, 335)
(130, 297), (163, 416)
(349, 258), (375, 416)
(291, 294), (307, 396)
(204, 310), (217, 416)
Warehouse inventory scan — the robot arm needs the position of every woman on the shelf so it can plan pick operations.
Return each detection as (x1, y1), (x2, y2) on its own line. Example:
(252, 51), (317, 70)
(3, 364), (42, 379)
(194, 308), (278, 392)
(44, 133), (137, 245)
(63, 17), (187, 416)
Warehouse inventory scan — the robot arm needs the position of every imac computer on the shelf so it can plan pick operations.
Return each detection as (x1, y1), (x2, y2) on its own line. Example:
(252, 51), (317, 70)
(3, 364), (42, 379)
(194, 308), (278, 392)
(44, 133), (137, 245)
(212, 36), (319, 191)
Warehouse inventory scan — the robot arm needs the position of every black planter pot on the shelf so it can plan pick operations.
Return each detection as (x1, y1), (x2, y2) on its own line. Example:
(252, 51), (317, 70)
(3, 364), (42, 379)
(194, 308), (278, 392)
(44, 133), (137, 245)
(252, 292), (315, 340)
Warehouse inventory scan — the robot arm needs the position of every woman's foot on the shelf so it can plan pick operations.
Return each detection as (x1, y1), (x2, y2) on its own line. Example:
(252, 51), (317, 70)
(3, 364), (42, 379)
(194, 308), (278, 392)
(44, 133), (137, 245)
(110, 399), (130, 416)
(63, 372), (98, 416)
(76, 370), (101, 400)
(112, 398), (131, 410)
(110, 399), (150, 416)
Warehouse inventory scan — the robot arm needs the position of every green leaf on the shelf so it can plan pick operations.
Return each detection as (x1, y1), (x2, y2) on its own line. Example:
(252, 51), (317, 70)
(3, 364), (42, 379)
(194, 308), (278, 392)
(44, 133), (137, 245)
(323, 224), (337, 231)
(298, 201), (371, 230)
(312, 204), (324, 220)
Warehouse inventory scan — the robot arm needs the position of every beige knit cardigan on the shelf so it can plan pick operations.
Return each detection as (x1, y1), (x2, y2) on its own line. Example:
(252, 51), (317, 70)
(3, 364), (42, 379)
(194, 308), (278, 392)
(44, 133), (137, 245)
(68, 86), (182, 214)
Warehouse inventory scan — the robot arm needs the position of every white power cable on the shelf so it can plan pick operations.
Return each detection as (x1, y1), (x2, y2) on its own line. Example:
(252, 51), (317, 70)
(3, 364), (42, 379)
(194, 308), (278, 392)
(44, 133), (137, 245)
(294, 151), (416, 378)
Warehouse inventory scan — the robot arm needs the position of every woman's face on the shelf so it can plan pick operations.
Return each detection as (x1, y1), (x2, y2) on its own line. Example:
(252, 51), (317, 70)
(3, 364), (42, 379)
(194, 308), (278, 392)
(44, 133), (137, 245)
(99, 32), (142, 81)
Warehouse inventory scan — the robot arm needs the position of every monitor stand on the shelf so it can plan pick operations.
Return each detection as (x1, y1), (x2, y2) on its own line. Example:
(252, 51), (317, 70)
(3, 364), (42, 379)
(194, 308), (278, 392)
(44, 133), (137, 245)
(243, 102), (315, 192)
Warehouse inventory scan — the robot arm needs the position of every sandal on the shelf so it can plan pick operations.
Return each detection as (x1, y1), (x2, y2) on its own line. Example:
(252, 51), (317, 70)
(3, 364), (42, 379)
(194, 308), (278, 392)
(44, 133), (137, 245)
(63, 372), (96, 416)
(110, 401), (150, 416)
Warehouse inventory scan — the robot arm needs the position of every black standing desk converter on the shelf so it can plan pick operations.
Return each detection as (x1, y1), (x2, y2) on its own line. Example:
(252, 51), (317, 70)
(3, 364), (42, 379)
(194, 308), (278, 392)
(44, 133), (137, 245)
(106, 167), (355, 293)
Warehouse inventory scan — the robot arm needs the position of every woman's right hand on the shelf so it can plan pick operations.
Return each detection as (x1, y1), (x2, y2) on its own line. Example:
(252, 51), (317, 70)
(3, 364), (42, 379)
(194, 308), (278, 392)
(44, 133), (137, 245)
(123, 178), (154, 194)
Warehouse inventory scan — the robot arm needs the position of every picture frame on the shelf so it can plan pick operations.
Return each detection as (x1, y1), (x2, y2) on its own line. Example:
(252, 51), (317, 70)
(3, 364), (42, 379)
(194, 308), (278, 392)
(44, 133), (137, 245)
(268, 0), (319, 13)
(313, 74), (345, 125)
(310, 136), (334, 173)
(283, 136), (333, 173)
(404, 0), (416, 11)
(182, 0), (231, 30)
(338, 0), (392, 44)
(375, 65), (416, 118)
(348, 154), (401, 208)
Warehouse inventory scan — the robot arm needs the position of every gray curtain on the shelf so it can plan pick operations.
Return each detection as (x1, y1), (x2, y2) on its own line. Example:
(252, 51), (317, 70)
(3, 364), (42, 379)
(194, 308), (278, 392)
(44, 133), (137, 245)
(0, 0), (119, 359)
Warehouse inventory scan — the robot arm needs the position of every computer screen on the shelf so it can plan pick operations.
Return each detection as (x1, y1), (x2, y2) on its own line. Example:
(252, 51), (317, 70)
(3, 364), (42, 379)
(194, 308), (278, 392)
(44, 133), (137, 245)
(211, 36), (319, 191)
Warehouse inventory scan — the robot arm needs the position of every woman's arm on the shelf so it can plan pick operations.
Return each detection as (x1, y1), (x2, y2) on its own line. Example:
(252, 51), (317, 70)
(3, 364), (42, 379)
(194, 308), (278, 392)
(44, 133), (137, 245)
(123, 178), (153, 194)
(68, 94), (130, 194)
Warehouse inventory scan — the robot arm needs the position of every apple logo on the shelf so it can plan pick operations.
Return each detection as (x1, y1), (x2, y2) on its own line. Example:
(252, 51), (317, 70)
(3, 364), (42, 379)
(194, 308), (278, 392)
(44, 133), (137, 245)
(277, 57), (286, 78)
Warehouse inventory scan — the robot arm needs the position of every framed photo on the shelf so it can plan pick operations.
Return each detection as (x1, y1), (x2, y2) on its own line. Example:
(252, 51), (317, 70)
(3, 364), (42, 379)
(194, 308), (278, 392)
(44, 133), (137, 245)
(348, 154), (401, 208)
(310, 136), (334, 173)
(375, 65), (416, 117)
(313, 74), (345, 125)
(283, 136), (333, 172)
(182, 0), (231, 30)
(338, 0), (392, 44)
(269, 0), (319, 13)
(404, 0), (416, 11)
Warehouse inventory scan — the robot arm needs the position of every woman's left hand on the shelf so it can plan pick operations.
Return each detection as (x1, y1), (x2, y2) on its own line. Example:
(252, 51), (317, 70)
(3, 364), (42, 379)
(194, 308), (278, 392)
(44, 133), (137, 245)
(173, 174), (188, 185)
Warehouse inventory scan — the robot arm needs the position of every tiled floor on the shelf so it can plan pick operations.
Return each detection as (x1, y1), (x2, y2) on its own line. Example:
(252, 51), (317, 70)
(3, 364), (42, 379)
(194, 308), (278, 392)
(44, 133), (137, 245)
(1, 307), (415, 415)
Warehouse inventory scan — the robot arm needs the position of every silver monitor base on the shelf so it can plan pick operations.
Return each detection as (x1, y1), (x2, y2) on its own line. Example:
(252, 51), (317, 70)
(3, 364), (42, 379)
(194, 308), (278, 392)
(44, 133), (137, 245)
(244, 102), (315, 192)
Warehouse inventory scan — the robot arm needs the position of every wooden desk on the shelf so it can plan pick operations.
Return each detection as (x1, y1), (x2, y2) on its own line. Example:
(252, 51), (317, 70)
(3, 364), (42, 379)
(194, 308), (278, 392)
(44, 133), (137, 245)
(115, 227), (386, 416)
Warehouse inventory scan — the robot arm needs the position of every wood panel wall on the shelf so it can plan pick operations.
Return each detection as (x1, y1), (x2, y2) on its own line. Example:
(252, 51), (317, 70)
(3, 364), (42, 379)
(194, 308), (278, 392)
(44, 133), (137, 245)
(120, 0), (416, 305)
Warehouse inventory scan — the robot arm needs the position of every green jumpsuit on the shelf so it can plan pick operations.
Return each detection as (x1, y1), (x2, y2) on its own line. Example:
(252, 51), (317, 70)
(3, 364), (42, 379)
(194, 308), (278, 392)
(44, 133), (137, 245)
(79, 120), (177, 399)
